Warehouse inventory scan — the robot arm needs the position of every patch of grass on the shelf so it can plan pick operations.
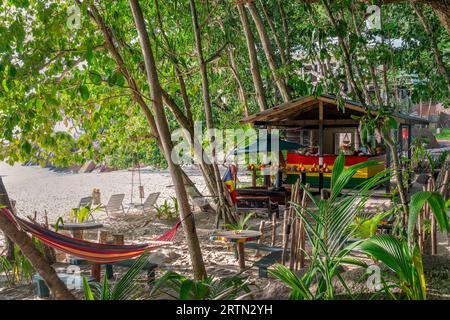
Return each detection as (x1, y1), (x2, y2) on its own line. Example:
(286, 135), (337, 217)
(435, 128), (450, 140)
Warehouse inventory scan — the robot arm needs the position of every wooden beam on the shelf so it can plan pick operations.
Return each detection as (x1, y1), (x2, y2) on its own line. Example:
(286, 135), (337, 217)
(257, 98), (318, 122)
(254, 119), (359, 127)
(239, 96), (317, 123)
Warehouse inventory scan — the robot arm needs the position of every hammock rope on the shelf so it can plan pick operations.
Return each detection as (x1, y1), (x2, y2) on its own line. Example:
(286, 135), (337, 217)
(0, 207), (183, 263)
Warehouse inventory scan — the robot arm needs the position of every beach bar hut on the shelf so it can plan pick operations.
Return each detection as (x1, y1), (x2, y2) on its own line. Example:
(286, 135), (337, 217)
(239, 94), (429, 192)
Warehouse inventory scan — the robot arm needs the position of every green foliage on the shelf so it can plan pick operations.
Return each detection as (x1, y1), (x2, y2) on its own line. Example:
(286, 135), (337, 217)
(356, 235), (427, 300)
(83, 251), (150, 300)
(347, 209), (396, 239)
(0, 239), (44, 285)
(435, 129), (450, 140)
(222, 213), (254, 232)
(408, 191), (450, 244)
(155, 198), (179, 220)
(150, 271), (251, 300)
(0, 0), (448, 170)
(270, 154), (389, 300)
(69, 205), (99, 223)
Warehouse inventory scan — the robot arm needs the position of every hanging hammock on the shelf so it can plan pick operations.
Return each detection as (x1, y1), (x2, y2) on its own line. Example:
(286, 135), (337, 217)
(1, 208), (181, 264)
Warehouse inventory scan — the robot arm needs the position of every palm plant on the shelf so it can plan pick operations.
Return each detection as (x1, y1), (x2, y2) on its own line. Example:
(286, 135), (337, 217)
(0, 238), (43, 285)
(222, 213), (254, 232)
(83, 252), (150, 300)
(355, 235), (427, 300)
(149, 271), (252, 300)
(69, 205), (99, 223)
(270, 154), (390, 299)
(155, 198), (178, 220)
(355, 191), (449, 300)
(347, 208), (397, 239)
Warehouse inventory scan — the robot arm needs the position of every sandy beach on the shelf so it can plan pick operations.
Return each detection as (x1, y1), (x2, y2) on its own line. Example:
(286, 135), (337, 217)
(0, 162), (209, 222)
(0, 162), (280, 299)
(1, 162), (449, 300)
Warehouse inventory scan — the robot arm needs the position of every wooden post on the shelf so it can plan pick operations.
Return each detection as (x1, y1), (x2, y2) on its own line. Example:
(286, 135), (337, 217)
(282, 181), (297, 265)
(98, 230), (108, 244)
(271, 211), (277, 246)
(281, 207), (289, 265)
(431, 215), (437, 255)
(113, 234), (125, 245)
(255, 221), (265, 257)
(72, 230), (83, 239)
(237, 242), (246, 270)
(252, 168), (257, 187)
(296, 184), (308, 270)
(289, 217), (297, 270)
(91, 231), (108, 282)
(319, 101), (324, 191)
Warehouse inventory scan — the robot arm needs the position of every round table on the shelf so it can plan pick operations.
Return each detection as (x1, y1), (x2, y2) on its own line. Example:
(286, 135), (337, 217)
(210, 230), (262, 270)
(52, 222), (103, 239)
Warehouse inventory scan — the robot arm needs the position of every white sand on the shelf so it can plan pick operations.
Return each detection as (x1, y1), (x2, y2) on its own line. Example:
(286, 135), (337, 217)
(1, 162), (448, 300)
(0, 162), (272, 300)
(0, 162), (208, 221)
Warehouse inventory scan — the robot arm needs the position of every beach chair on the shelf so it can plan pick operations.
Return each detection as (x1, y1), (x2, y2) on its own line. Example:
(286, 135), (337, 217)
(185, 185), (216, 213)
(78, 196), (93, 209)
(133, 192), (160, 214)
(100, 194), (125, 216)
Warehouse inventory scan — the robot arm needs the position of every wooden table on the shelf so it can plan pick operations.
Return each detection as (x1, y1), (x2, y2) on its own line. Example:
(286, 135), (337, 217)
(52, 222), (104, 281)
(52, 222), (103, 238)
(210, 230), (262, 270)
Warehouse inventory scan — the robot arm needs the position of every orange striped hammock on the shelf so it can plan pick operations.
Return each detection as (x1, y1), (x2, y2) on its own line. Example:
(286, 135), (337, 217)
(1, 208), (181, 263)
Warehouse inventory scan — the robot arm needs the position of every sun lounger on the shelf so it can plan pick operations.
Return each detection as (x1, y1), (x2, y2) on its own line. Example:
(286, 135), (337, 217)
(185, 185), (216, 213)
(78, 196), (93, 209)
(100, 194), (125, 215)
(133, 192), (160, 214)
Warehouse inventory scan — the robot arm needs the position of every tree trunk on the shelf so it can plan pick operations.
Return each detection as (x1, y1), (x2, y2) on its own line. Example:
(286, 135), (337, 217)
(425, 0), (450, 36)
(128, 0), (207, 280)
(412, 3), (450, 91)
(380, 130), (409, 215)
(0, 178), (75, 299)
(81, 1), (217, 199)
(259, 0), (287, 66)
(322, 0), (366, 103)
(189, 0), (237, 225)
(228, 46), (250, 118)
(237, 3), (268, 112)
(278, 0), (290, 63)
(246, 2), (290, 103)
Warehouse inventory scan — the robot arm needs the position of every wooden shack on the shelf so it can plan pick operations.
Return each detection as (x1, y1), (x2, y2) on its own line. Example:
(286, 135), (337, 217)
(239, 94), (429, 192)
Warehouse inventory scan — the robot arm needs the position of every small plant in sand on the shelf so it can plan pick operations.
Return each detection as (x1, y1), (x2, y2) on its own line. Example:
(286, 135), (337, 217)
(69, 205), (100, 223)
(83, 252), (150, 300)
(0, 238), (44, 285)
(150, 271), (252, 300)
(155, 197), (179, 220)
(222, 213), (254, 233)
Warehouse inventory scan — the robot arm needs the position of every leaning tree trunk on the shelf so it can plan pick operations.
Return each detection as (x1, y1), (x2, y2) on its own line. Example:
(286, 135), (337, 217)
(81, 1), (218, 201)
(380, 130), (409, 217)
(129, 0), (207, 280)
(189, 0), (237, 225)
(0, 178), (75, 299)
(246, 1), (290, 103)
(412, 3), (450, 91)
(237, 3), (268, 112)
(427, 0), (450, 36)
